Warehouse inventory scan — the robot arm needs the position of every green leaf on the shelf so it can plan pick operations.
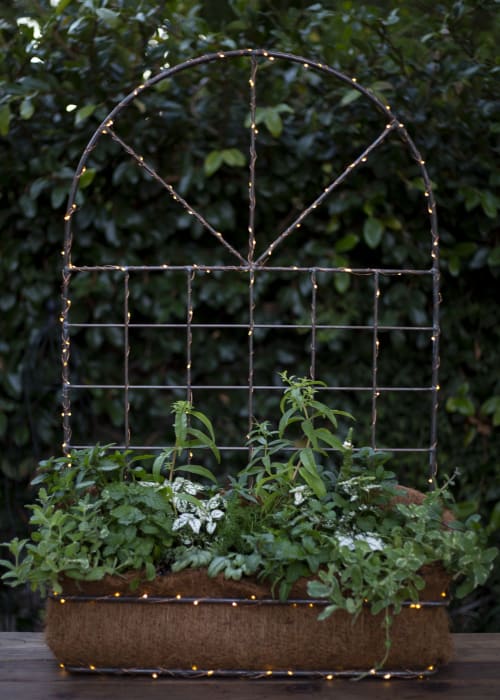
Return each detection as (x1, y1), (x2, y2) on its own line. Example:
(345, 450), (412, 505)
(335, 233), (359, 252)
(334, 272), (350, 294)
(174, 464), (217, 483)
(110, 505), (145, 525)
(345, 597), (357, 614)
(299, 447), (317, 474)
(446, 396), (475, 417)
(174, 405), (188, 445)
(340, 89), (362, 106)
(481, 396), (500, 426)
(75, 104), (97, 127)
(222, 148), (246, 167)
(480, 190), (499, 219)
(264, 110), (283, 138)
(20, 98), (35, 120)
(488, 246), (500, 267)
(0, 104), (11, 136)
(299, 467), (326, 498)
(307, 580), (331, 597)
(278, 407), (300, 437)
(95, 8), (120, 28)
(363, 217), (384, 248)
(190, 409), (216, 442)
(51, 185), (67, 209)
(314, 428), (343, 450)
(301, 420), (320, 451)
(81, 567), (106, 581)
(80, 168), (96, 189)
(204, 151), (224, 177)
(186, 428), (220, 461)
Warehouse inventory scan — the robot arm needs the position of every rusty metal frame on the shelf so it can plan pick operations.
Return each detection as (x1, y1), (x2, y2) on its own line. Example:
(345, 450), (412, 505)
(61, 48), (440, 484)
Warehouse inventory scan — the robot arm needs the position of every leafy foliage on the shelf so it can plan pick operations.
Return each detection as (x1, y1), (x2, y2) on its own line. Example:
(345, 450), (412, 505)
(0, 0), (499, 631)
(1, 380), (496, 673)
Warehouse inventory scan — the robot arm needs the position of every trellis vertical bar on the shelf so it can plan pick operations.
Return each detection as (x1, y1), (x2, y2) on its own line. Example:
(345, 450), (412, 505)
(310, 269), (317, 380)
(248, 56), (258, 264)
(429, 193), (440, 486)
(371, 272), (380, 449)
(61, 267), (72, 454)
(248, 269), (255, 431)
(186, 270), (194, 405)
(124, 270), (131, 447)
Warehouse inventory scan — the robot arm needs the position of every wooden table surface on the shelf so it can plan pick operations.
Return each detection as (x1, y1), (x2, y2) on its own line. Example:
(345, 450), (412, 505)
(0, 633), (498, 699)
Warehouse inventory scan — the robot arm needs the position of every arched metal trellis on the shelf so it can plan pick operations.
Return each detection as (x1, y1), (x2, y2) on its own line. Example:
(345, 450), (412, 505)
(60, 48), (440, 484)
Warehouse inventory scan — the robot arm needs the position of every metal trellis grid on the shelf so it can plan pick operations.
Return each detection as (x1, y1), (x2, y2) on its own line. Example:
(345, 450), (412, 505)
(60, 48), (440, 484)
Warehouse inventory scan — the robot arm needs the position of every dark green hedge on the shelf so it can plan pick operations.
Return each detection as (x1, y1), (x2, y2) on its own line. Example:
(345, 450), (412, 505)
(1, 0), (498, 631)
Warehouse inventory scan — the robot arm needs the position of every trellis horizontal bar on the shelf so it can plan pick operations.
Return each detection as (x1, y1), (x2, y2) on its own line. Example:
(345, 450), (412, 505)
(66, 444), (433, 454)
(67, 323), (435, 331)
(67, 384), (435, 392)
(66, 264), (434, 275)
(62, 665), (438, 680)
(49, 593), (448, 608)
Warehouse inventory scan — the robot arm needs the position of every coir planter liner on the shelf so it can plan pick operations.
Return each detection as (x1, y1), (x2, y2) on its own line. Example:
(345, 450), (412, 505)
(45, 563), (452, 677)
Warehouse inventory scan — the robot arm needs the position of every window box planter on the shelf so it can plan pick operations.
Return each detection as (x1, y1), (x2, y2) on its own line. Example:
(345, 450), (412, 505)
(45, 561), (452, 677)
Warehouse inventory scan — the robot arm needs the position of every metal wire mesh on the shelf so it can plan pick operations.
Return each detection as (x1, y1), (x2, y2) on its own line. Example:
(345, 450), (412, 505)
(60, 48), (440, 483)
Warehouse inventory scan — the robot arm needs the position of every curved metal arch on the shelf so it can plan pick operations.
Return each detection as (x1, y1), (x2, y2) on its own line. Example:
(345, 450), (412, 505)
(61, 48), (440, 483)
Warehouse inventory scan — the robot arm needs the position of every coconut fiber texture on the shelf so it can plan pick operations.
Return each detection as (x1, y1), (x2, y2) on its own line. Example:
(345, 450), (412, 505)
(45, 565), (452, 672)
